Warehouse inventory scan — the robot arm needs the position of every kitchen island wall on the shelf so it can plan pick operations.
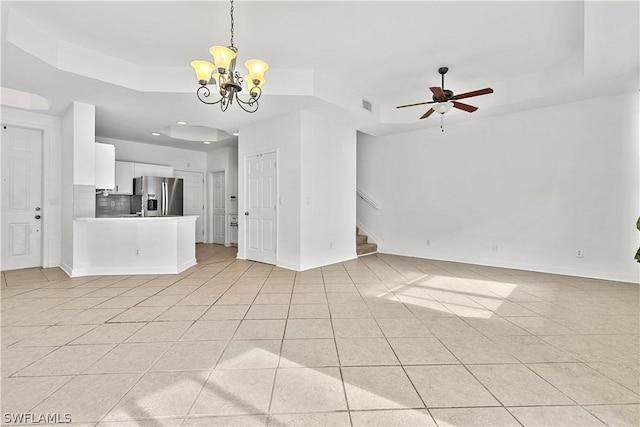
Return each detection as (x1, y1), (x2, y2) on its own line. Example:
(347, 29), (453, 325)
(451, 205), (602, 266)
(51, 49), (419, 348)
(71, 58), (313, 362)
(70, 216), (197, 277)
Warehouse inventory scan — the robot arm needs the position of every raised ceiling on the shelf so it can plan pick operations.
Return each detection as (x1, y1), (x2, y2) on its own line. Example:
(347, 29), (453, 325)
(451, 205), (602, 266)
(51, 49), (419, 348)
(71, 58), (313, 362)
(1, 1), (638, 151)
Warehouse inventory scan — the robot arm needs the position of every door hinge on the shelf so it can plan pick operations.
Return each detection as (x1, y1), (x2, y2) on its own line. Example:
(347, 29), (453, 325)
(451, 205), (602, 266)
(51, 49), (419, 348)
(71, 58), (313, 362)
(274, 161), (277, 169)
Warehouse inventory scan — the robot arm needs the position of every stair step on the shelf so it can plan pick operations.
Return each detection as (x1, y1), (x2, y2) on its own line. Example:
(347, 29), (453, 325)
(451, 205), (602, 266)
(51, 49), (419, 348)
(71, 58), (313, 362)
(356, 234), (368, 245)
(357, 242), (377, 256)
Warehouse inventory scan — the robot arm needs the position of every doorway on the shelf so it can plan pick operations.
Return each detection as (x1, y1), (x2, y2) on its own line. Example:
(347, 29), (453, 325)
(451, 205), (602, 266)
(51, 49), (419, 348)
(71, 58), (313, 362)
(244, 151), (277, 265)
(211, 171), (225, 245)
(1, 125), (43, 270)
(173, 170), (204, 243)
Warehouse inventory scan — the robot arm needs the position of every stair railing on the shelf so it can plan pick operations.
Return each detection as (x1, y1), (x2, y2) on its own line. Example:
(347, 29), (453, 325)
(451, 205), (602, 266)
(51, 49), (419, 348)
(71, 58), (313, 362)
(356, 188), (381, 210)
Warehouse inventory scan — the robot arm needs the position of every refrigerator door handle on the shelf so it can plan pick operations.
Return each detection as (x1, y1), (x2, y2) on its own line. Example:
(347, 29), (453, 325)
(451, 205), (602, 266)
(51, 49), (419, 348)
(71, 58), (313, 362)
(162, 181), (167, 215)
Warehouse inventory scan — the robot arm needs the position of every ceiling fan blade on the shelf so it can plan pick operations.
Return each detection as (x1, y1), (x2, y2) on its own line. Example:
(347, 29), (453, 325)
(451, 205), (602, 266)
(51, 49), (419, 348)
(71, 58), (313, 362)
(450, 87), (493, 100)
(429, 86), (446, 100)
(452, 101), (478, 113)
(396, 101), (431, 109)
(420, 108), (435, 119)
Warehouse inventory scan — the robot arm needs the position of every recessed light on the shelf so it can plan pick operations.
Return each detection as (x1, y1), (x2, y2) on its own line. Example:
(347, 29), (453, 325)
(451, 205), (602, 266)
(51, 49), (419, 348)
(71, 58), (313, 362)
(203, 141), (211, 145)
(233, 132), (239, 136)
(176, 121), (188, 125)
(151, 132), (161, 136)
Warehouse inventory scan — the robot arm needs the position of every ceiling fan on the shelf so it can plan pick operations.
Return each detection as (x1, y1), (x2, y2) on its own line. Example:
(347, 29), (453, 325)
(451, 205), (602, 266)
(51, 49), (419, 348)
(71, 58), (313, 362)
(396, 67), (493, 123)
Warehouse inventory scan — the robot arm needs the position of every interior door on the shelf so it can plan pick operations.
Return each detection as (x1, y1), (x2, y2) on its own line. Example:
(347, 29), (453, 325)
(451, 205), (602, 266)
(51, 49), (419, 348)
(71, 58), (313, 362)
(173, 170), (204, 242)
(245, 152), (277, 264)
(1, 125), (43, 270)
(212, 171), (225, 244)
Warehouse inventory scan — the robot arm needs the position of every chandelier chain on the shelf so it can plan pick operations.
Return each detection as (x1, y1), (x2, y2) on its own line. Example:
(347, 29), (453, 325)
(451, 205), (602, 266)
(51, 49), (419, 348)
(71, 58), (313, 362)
(229, 0), (235, 47)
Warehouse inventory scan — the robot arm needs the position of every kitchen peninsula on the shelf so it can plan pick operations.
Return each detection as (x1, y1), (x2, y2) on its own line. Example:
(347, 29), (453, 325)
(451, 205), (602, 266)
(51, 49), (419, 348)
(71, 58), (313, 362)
(70, 216), (198, 277)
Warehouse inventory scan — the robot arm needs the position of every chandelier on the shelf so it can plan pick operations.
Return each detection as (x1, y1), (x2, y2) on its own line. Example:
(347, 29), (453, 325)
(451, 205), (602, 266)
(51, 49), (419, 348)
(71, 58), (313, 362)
(190, 0), (268, 113)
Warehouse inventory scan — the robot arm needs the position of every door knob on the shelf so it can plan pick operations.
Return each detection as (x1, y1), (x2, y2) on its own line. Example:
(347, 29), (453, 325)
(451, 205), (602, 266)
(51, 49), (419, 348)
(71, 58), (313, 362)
(35, 215), (41, 220)
(35, 207), (41, 211)
(244, 212), (249, 216)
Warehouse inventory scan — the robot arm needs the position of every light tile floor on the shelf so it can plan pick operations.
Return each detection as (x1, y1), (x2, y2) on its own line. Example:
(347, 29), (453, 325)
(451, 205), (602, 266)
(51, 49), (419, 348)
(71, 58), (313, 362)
(1, 245), (639, 426)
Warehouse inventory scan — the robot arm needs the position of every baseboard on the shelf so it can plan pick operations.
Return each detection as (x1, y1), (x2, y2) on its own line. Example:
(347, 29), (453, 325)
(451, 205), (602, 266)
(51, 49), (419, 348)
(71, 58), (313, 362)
(357, 251), (378, 258)
(59, 262), (73, 277)
(68, 258), (197, 278)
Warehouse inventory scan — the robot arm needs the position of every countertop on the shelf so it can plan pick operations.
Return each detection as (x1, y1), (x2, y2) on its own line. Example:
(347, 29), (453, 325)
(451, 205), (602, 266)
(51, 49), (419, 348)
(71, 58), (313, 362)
(76, 215), (199, 221)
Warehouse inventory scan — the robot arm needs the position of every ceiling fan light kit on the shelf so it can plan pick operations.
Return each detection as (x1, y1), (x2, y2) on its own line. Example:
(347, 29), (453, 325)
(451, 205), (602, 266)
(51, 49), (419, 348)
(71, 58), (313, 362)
(190, 0), (268, 113)
(397, 66), (493, 132)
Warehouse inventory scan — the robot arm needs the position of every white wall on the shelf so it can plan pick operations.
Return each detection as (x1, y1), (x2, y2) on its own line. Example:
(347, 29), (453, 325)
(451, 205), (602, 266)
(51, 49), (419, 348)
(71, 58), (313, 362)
(96, 137), (207, 172)
(239, 111), (357, 271)
(60, 102), (96, 274)
(299, 111), (357, 270)
(1, 106), (63, 268)
(72, 103), (95, 186)
(239, 112), (302, 270)
(357, 92), (640, 283)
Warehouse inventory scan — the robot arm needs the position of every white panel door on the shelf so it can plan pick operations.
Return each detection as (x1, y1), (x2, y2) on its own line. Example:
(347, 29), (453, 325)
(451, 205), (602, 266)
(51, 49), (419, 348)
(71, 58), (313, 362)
(212, 171), (225, 245)
(1, 125), (42, 270)
(245, 152), (276, 264)
(174, 170), (204, 242)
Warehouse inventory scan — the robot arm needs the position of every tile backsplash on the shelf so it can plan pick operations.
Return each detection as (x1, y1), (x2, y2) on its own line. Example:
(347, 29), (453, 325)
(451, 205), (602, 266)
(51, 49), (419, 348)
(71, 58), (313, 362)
(96, 194), (132, 217)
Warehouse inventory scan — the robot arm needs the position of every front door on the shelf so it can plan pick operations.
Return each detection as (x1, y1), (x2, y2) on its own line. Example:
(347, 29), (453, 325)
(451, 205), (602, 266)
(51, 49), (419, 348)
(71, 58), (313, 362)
(212, 171), (225, 244)
(173, 170), (204, 242)
(1, 125), (43, 270)
(245, 152), (277, 264)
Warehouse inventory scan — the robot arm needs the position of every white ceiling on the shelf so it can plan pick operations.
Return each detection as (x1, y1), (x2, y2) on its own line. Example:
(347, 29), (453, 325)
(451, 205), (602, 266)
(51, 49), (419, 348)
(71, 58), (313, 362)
(1, 1), (638, 152)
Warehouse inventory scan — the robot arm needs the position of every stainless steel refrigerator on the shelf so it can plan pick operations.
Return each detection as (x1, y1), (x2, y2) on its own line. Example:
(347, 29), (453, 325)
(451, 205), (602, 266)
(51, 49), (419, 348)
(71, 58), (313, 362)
(132, 177), (183, 217)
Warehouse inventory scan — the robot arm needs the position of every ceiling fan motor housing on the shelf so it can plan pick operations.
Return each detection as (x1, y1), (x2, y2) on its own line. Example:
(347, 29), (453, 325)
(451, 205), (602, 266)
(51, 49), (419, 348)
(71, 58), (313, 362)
(433, 89), (454, 102)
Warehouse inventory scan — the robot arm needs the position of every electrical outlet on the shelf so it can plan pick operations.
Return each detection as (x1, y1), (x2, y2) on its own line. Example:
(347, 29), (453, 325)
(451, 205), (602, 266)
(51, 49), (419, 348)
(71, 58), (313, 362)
(492, 244), (499, 253)
(135, 249), (140, 256)
(426, 239), (430, 246)
(576, 249), (584, 258)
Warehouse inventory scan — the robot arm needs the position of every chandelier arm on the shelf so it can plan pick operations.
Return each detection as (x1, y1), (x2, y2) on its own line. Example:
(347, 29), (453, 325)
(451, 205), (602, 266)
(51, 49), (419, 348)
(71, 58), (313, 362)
(220, 95), (232, 112)
(234, 93), (259, 113)
(248, 85), (262, 101)
(196, 86), (223, 105)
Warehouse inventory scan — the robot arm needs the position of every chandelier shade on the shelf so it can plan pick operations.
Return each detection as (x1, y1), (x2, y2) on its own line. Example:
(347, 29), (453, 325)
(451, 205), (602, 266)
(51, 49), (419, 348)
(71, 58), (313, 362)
(209, 46), (236, 73)
(190, 0), (268, 113)
(244, 59), (269, 84)
(191, 60), (216, 85)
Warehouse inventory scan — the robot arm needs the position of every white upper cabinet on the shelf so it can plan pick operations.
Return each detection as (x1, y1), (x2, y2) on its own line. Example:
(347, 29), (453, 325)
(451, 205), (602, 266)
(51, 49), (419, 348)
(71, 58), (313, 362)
(153, 165), (174, 178)
(95, 143), (115, 190)
(133, 163), (174, 178)
(112, 161), (134, 194)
